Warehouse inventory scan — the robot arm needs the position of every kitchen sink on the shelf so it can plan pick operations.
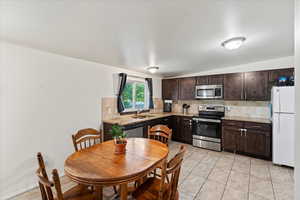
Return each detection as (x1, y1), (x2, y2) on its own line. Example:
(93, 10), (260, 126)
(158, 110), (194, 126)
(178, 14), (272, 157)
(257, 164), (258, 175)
(131, 114), (156, 119)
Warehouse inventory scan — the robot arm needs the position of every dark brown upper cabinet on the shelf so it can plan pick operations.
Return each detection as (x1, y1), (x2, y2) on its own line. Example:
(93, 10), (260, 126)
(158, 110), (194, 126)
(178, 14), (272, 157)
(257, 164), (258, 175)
(224, 73), (244, 100)
(268, 68), (294, 83)
(196, 76), (209, 85)
(162, 79), (179, 100)
(179, 77), (196, 100)
(244, 71), (269, 101)
(208, 74), (224, 85)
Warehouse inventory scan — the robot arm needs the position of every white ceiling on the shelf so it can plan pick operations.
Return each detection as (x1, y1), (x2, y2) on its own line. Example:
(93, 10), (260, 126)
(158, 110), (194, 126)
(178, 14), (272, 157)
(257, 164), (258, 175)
(1, 0), (294, 77)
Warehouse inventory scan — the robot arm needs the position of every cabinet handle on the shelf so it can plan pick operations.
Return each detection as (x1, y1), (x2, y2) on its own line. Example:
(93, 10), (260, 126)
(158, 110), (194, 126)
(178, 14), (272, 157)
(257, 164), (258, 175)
(244, 129), (247, 136)
(239, 128), (243, 136)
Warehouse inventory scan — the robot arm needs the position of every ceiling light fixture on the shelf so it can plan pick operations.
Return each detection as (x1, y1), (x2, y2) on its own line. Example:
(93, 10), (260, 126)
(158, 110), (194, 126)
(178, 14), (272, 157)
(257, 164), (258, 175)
(221, 37), (246, 50)
(147, 66), (159, 73)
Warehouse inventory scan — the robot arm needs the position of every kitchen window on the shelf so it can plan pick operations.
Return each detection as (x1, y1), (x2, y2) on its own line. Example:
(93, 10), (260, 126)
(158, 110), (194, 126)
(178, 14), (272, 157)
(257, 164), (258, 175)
(121, 79), (149, 111)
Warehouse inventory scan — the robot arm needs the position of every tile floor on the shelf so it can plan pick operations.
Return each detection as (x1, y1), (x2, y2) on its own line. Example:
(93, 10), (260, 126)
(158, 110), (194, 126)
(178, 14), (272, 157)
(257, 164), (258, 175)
(11, 141), (294, 200)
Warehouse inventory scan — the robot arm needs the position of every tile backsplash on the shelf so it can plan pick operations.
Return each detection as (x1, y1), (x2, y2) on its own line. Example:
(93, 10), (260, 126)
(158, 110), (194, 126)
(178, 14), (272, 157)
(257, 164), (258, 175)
(172, 100), (271, 119)
(102, 97), (271, 120)
(101, 97), (163, 120)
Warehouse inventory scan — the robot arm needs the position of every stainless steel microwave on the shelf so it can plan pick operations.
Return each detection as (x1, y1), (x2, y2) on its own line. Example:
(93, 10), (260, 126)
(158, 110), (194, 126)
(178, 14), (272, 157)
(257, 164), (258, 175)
(195, 85), (223, 99)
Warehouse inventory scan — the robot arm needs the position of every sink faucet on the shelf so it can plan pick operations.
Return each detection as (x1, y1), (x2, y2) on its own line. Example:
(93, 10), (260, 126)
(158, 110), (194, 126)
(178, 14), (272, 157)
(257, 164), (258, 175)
(136, 109), (142, 116)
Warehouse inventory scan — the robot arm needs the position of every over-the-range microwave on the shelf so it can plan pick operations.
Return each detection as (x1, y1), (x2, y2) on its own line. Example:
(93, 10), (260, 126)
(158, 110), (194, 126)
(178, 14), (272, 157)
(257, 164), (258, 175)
(195, 85), (223, 99)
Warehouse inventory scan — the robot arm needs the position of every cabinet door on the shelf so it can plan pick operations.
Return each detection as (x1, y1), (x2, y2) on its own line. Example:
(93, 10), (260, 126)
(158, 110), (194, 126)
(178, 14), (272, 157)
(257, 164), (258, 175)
(180, 117), (193, 144)
(236, 131), (246, 152)
(171, 116), (181, 141)
(224, 73), (244, 100)
(267, 68), (294, 100)
(162, 79), (179, 100)
(208, 74), (224, 85)
(222, 126), (238, 152)
(245, 129), (270, 158)
(196, 76), (209, 85)
(244, 71), (269, 101)
(268, 68), (294, 83)
(179, 77), (196, 100)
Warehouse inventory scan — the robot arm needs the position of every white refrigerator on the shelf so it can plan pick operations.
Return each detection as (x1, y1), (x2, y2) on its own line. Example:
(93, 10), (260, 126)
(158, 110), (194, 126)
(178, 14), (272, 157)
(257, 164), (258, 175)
(272, 86), (295, 167)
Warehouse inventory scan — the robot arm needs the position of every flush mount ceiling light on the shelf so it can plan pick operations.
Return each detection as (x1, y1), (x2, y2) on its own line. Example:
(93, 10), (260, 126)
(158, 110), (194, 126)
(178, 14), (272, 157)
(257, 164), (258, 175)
(221, 37), (246, 50)
(147, 66), (159, 73)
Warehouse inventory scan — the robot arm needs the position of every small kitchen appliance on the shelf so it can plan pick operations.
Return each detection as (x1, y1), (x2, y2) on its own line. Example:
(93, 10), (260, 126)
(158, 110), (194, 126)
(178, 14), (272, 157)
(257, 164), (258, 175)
(195, 85), (223, 99)
(182, 104), (190, 115)
(163, 100), (172, 112)
(192, 105), (225, 151)
(272, 86), (295, 167)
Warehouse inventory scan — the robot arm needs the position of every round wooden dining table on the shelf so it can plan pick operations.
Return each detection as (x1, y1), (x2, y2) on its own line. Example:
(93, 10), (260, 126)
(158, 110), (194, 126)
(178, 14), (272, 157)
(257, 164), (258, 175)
(64, 138), (169, 200)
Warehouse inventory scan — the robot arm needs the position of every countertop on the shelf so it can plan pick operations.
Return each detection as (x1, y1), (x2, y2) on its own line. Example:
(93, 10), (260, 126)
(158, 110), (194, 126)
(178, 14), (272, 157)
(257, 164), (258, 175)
(102, 112), (194, 126)
(103, 112), (272, 126)
(222, 116), (272, 124)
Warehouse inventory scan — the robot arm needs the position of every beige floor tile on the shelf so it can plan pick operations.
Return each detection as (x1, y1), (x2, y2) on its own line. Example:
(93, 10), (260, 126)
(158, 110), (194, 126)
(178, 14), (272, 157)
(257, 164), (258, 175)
(191, 162), (214, 178)
(249, 176), (275, 200)
(220, 151), (236, 160)
(251, 158), (271, 166)
(226, 170), (250, 192)
(273, 181), (294, 200)
(251, 164), (271, 180)
(269, 165), (293, 183)
(222, 187), (248, 200)
(235, 154), (251, 165)
(196, 179), (225, 200)
(214, 157), (234, 171)
(208, 168), (230, 185)
(179, 172), (206, 197)
(179, 192), (195, 200)
(200, 155), (220, 166)
(249, 193), (271, 200)
(232, 160), (250, 174)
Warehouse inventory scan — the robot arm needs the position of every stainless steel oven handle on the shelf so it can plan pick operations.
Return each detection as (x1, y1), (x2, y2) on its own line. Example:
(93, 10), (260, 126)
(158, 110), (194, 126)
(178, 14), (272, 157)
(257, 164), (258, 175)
(192, 118), (221, 123)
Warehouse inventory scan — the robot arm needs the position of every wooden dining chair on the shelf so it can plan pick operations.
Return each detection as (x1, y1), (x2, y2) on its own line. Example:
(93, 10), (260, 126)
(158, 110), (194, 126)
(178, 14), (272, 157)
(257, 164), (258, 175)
(148, 125), (172, 145)
(36, 152), (96, 200)
(132, 145), (186, 200)
(72, 128), (102, 152)
(72, 128), (118, 194)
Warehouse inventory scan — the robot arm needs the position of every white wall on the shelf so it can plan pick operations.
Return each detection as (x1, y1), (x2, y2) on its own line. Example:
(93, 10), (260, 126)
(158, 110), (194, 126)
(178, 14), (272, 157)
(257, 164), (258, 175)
(295, 0), (300, 199)
(0, 42), (162, 199)
(170, 56), (294, 78)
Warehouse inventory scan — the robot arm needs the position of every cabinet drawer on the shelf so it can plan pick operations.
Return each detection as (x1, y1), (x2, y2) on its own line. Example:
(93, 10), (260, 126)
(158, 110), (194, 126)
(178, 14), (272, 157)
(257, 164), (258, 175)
(244, 122), (271, 131)
(222, 120), (244, 128)
(223, 126), (243, 134)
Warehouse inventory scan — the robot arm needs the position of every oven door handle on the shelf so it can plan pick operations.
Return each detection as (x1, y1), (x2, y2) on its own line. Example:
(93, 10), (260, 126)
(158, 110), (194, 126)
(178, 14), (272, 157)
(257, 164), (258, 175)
(192, 118), (221, 123)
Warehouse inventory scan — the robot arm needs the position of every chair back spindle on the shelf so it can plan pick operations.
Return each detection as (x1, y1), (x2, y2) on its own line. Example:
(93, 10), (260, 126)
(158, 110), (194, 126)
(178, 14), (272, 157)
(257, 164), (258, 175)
(36, 153), (64, 200)
(72, 128), (102, 151)
(165, 145), (186, 200)
(148, 125), (172, 145)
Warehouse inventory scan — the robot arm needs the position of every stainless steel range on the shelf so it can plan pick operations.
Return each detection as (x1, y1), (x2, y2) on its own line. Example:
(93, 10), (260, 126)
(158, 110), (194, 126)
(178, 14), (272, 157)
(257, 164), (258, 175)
(192, 105), (225, 151)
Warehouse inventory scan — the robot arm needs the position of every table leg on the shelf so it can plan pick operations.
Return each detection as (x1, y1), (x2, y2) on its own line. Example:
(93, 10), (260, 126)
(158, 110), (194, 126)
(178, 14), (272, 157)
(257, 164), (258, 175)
(120, 183), (128, 200)
(95, 186), (103, 200)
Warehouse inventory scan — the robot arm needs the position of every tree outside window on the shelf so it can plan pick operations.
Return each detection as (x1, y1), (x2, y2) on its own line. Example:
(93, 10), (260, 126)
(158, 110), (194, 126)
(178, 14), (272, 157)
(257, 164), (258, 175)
(121, 80), (148, 111)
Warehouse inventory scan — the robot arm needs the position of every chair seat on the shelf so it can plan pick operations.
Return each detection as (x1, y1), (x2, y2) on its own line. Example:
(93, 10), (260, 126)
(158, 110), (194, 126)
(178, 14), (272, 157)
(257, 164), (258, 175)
(132, 177), (178, 200)
(56, 185), (96, 200)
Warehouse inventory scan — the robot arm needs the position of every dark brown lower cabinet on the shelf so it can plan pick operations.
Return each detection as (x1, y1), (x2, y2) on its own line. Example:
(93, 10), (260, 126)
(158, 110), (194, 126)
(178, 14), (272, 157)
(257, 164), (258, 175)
(171, 116), (192, 144)
(222, 126), (238, 152)
(222, 120), (271, 159)
(245, 130), (270, 158)
(180, 117), (193, 144)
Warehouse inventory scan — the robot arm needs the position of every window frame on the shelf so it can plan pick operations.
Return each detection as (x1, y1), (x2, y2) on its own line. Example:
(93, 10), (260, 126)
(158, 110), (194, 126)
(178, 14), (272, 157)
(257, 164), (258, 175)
(121, 78), (149, 112)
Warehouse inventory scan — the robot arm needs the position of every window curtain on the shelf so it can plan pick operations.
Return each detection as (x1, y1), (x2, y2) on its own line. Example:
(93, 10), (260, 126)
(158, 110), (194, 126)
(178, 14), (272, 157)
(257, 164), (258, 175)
(145, 78), (154, 109)
(117, 73), (127, 113)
